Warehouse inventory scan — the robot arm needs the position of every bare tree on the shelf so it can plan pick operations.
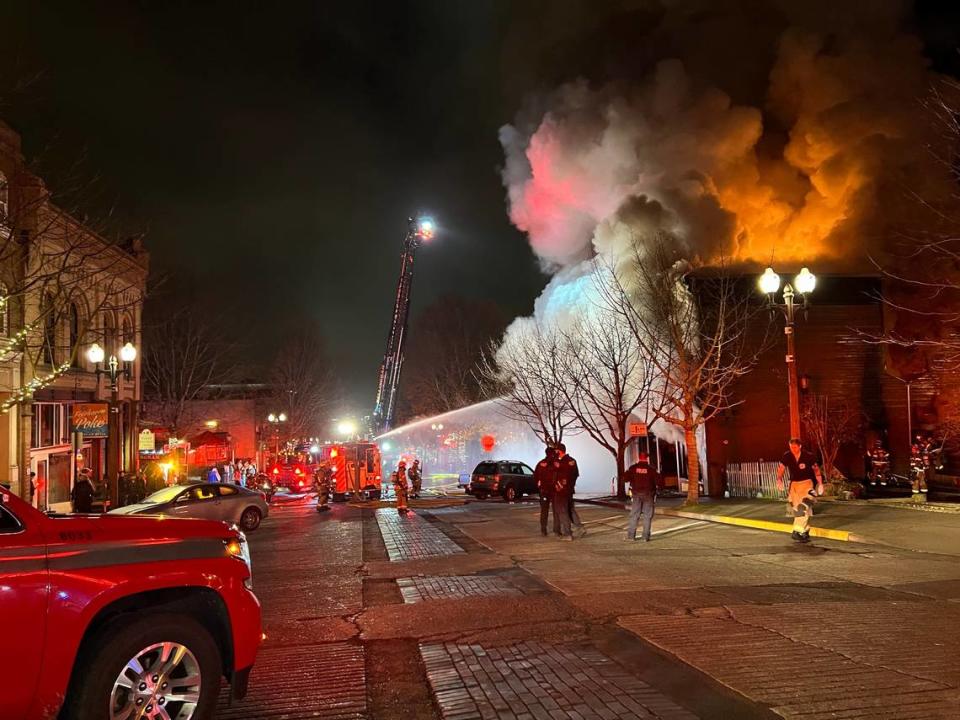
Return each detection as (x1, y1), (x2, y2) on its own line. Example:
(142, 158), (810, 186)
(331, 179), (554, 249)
(141, 312), (239, 435)
(801, 394), (862, 482)
(268, 329), (340, 440)
(399, 294), (507, 420)
(479, 321), (578, 446)
(600, 236), (766, 503)
(0, 157), (145, 414)
(559, 298), (656, 500)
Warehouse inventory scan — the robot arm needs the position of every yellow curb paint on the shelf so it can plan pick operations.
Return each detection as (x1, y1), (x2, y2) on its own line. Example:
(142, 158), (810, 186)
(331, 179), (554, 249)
(658, 509), (854, 542)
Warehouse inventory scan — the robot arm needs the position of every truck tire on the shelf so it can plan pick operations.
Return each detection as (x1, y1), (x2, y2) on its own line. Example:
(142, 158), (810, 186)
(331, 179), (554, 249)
(65, 613), (222, 720)
(240, 506), (262, 531)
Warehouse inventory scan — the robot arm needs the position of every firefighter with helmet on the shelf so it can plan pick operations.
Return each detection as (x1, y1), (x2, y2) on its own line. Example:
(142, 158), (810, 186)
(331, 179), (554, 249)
(315, 461), (333, 512)
(408, 458), (423, 499)
(393, 460), (410, 514)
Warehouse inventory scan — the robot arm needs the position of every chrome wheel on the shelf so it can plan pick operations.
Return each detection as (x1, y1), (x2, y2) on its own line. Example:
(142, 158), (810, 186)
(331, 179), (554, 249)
(110, 641), (202, 720)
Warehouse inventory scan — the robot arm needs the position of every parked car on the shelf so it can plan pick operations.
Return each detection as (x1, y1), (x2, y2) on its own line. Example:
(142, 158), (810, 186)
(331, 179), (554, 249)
(110, 482), (269, 531)
(467, 460), (538, 501)
(0, 487), (261, 720)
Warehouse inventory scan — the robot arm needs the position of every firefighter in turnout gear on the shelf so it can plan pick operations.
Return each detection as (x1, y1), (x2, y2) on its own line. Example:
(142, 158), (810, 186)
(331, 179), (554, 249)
(408, 458), (423, 499)
(315, 462), (333, 512)
(866, 439), (891, 486)
(393, 460), (410, 514)
(535, 446), (561, 537)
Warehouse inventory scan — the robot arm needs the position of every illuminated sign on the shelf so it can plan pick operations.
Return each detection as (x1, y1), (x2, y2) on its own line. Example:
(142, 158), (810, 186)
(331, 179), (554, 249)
(72, 403), (108, 438)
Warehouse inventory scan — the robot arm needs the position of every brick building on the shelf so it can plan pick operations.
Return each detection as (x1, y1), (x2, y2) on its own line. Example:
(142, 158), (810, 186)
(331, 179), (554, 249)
(0, 119), (147, 509)
(705, 274), (922, 495)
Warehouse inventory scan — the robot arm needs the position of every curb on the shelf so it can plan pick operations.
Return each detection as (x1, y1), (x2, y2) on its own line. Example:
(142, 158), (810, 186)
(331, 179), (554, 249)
(577, 497), (879, 545)
(656, 508), (876, 543)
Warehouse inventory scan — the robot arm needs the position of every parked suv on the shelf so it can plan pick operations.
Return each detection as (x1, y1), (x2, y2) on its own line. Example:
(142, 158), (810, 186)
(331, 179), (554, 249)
(0, 488), (262, 720)
(468, 460), (537, 501)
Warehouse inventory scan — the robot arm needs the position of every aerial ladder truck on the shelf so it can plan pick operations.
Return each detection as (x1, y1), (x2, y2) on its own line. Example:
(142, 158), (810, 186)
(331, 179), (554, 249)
(372, 216), (435, 435)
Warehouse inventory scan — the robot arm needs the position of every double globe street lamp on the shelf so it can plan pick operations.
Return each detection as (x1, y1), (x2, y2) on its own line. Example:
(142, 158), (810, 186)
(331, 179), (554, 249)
(267, 412), (287, 460)
(759, 267), (816, 439)
(86, 341), (138, 508)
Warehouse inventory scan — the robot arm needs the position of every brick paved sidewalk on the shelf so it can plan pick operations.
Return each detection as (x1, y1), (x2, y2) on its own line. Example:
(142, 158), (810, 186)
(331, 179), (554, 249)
(620, 601), (960, 720)
(421, 641), (700, 720)
(398, 574), (522, 603)
(376, 508), (465, 561)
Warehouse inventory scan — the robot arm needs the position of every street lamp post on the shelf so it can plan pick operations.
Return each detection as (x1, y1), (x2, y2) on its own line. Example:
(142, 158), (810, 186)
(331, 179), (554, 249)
(87, 341), (137, 509)
(759, 267), (816, 440)
(267, 412), (287, 461)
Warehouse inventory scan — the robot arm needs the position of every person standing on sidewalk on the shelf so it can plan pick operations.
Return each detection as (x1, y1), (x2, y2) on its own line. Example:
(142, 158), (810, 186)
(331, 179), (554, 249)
(552, 443), (581, 540)
(625, 451), (659, 542)
(776, 438), (824, 543)
(535, 446), (560, 537)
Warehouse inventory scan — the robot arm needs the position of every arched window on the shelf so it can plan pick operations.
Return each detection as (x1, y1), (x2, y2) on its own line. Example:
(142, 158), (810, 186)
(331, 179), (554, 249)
(42, 293), (56, 366)
(0, 170), (8, 220)
(103, 311), (117, 356)
(121, 316), (133, 346)
(69, 302), (80, 367)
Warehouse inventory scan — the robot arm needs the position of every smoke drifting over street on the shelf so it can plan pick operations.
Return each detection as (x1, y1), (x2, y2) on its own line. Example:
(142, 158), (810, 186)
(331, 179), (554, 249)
(501, 1), (946, 273)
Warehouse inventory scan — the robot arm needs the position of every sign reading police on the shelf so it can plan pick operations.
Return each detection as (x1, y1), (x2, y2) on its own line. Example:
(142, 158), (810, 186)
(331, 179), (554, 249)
(71, 403), (109, 438)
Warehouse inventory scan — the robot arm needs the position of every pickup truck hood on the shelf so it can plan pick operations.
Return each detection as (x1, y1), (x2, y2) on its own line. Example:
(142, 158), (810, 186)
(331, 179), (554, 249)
(44, 512), (238, 543)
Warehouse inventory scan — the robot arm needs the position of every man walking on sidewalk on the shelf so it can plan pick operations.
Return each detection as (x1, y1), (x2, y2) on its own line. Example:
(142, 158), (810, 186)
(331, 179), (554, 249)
(776, 438), (824, 543)
(625, 451), (659, 542)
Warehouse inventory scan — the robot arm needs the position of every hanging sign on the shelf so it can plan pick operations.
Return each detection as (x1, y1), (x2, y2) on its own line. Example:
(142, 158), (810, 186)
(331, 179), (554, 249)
(629, 422), (648, 437)
(72, 403), (108, 438)
(138, 429), (156, 451)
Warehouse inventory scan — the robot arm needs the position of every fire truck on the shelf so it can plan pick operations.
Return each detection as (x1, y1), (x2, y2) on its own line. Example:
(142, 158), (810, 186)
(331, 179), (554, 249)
(319, 442), (382, 501)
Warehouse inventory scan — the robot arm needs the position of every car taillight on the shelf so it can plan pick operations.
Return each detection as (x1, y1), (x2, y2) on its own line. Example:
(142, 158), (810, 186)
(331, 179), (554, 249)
(298, 480), (304, 488)
(493, 474), (500, 482)
(272, 468), (279, 475)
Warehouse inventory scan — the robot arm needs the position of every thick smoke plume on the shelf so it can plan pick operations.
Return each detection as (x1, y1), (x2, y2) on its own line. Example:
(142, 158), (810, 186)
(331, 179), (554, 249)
(501, 4), (946, 273)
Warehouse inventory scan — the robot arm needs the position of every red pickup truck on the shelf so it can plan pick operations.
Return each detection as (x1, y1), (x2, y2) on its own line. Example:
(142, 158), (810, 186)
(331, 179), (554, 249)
(0, 488), (262, 720)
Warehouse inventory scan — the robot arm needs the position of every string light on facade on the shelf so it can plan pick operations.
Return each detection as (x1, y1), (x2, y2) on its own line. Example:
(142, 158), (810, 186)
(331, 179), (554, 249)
(1, 362), (71, 412)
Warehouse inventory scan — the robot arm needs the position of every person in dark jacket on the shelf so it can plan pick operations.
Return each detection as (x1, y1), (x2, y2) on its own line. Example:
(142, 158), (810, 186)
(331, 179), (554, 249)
(625, 452), (660, 542)
(534, 446), (560, 537)
(71, 470), (95, 513)
(552, 443), (580, 540)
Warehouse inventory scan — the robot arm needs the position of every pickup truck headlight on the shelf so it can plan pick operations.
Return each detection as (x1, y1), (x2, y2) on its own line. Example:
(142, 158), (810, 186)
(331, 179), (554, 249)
(225, 533), (253, 589)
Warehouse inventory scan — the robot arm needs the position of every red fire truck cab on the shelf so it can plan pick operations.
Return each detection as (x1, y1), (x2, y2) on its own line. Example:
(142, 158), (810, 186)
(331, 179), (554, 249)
(320, 442), (382, 501)
(0, 488), (262, 720)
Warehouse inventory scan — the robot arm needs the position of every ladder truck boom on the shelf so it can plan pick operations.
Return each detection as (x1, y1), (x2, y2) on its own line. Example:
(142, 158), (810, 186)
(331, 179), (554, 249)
(372, 216), (434, 434)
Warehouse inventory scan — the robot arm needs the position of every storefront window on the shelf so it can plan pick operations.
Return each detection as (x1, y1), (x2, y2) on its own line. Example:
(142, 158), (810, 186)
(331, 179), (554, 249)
(32, 403), (68, 449)
(47, 452), (72, 505)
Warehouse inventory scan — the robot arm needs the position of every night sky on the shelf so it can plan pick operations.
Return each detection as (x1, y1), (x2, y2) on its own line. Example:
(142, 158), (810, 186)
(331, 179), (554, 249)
(2, 1), (959, 411)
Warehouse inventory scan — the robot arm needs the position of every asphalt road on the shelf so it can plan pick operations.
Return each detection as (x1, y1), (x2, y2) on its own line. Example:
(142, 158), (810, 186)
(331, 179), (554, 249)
(216, 494), (960, 719)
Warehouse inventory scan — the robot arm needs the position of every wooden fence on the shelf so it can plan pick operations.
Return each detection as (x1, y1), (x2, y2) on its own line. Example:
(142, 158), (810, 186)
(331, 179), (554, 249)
(725, 461), (787, 500)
